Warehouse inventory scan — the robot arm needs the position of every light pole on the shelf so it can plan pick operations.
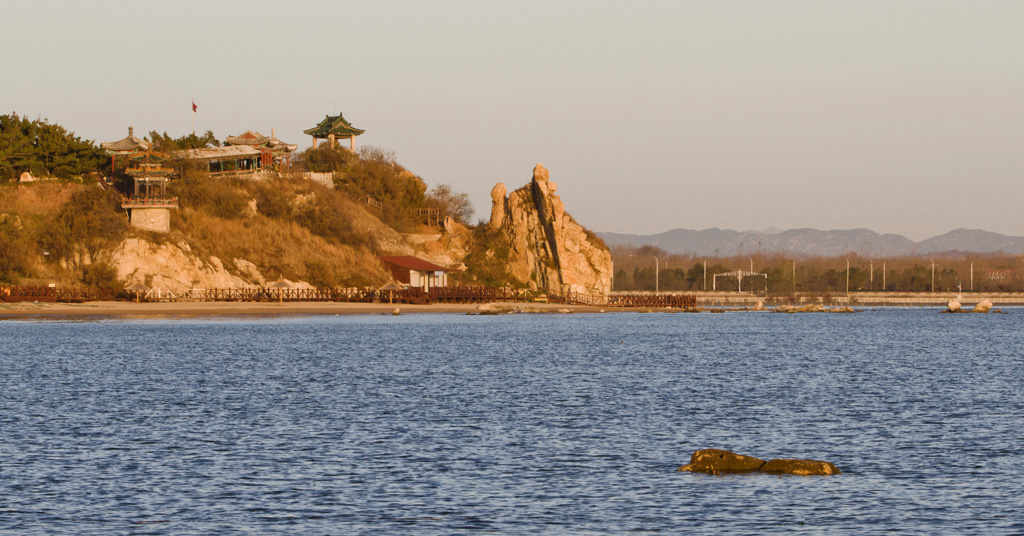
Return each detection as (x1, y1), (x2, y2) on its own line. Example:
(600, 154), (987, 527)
(749, 258), (753, 273)
(655, 256), (659, 293)
(970, 260), (974, 291)
(703, 259), (707, 290)
(846, 258), (850, 296)
(630, 254), (658, 293)
(931, 259), (935, 293)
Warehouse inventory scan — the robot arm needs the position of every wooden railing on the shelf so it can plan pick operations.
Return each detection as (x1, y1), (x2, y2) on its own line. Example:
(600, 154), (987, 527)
(0, 285), (622, 307)
(122, 196), (179, 209)
(606, 293), (697, 309)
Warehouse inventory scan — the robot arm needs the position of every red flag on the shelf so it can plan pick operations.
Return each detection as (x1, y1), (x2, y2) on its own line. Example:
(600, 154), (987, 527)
(192, 100), (198, 112)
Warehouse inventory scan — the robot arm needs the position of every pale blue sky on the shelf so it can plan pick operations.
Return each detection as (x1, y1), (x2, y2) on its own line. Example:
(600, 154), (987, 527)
(5, 1), (1022, 240)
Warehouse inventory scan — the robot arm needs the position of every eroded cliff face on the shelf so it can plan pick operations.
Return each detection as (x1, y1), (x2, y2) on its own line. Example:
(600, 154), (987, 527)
(490, 164), (612, 296)
(112, 238), (273, 292)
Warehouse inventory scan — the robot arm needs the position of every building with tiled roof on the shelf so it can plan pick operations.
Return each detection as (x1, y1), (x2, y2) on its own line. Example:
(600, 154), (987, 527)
(304, 113), (365, 150)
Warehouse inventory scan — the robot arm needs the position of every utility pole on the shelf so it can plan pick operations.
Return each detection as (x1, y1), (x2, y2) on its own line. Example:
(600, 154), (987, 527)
(703, 259), (707, 291)
(970, 261), (974, 291)
(931, 259), (935, 293)
(846, 258), (850, 296)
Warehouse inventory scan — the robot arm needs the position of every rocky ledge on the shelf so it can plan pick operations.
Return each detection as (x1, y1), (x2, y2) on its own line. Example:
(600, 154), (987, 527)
(773, 305), (855, 313)
(677, 448), (841, 476)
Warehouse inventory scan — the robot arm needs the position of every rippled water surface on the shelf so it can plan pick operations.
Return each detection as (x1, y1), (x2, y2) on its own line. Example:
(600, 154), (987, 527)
(2, 310), (1022, 534)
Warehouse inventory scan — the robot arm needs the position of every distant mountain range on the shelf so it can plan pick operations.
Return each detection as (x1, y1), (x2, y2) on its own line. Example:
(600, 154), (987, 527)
(598, 228), (1024, 257)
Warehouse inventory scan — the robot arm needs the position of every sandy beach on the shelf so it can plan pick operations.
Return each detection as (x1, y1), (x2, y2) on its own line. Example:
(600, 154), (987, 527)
(0, 300), (610, 319)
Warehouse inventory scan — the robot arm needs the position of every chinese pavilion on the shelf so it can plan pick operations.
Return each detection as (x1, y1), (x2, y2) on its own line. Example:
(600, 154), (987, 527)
(100, 126), (150, 172)
(304, 113), (365, 151)
(121, 151), (177, 233)
(224, 129), (298, 170)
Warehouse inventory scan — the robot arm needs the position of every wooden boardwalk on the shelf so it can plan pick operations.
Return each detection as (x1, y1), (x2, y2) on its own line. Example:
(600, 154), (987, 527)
(1, 285), (705, 309)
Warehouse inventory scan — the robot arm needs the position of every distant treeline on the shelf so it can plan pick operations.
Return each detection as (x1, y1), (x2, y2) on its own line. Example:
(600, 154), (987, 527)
(612, 246), (1024, 294)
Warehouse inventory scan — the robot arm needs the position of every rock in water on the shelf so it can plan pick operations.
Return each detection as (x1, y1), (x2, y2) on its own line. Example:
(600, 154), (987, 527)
(677, 449), (766, 474)
(760, 458), (842, 475)
(488, 164), (613, 296)
(677, 449), (841, 475)
(946, 299), (961, 313)
(972, 299), (992, 313)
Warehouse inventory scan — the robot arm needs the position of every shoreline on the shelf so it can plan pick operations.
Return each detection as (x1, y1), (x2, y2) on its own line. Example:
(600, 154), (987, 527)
(1, 300), (997, 320)
(0, 300), (611, 319)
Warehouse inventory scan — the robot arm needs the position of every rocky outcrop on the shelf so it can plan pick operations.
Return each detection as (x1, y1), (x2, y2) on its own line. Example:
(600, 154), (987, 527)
(404, 217), (474, 271)
(112, 238), (270, 292)
(972, 299), (993, 313)
(489, 183), (507, 230)
(677, 449), (841, 476)
(944, 298), (995, 313)
(489, 164), (612, 296)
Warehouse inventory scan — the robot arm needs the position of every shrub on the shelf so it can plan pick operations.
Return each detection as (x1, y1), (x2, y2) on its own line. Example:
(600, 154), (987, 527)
(247, 180), (293, 220)
(0, 217), (34, 283)
(40, 186), (127, 267)
(462, 227), (515, 287)
(170, 175), (249, 219)
(299, 143), (354, 172)
(82, 261), (121, 288)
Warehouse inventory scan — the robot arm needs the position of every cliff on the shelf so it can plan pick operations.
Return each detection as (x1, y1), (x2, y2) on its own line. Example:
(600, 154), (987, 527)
(488, 164), (612, 296)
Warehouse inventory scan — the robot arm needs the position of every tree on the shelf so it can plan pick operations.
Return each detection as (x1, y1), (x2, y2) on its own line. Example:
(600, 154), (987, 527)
(426, 183), (474, 224)
(40, 187), (127, 268)
(147, 130), (220, 152)
(0, 113), (107, 180)
(299, 143), (354, 172)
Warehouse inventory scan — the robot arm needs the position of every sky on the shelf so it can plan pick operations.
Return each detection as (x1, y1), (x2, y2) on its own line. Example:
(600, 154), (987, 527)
(4, 1), (1022, 241)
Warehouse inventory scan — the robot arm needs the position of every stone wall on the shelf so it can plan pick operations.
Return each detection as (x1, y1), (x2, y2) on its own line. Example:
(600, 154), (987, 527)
(129, 208), (171, 233)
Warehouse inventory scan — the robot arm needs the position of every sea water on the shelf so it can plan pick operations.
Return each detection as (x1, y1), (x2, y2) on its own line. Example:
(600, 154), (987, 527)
(1, 310), (1022, 535)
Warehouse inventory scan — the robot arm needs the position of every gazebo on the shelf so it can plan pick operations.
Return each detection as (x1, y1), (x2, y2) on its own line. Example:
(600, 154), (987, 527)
(121, 151), (177, 233)
(304, 113), (365, 151)
(101, 126), (151, 172)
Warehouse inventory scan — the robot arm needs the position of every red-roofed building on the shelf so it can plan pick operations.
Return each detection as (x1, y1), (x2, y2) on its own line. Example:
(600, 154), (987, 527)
(379, 256), (450, 291)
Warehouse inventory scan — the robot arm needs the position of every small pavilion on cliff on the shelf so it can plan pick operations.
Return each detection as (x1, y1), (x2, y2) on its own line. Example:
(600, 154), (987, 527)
(120, 151), (178, 233)
(304, 113), (365, 150)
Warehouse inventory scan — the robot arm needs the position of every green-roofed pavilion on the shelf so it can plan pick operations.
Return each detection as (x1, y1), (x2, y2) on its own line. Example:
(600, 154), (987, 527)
(304, 113), (365, 151)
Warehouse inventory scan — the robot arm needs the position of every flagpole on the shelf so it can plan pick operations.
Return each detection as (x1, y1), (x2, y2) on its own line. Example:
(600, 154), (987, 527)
(191, 97), (195, 134)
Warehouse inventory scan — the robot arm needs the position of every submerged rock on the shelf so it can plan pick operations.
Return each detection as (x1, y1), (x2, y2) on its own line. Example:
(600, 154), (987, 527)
(760, 458), (842, 476)
(677, 449), (841, 476)
(677, 449), (766, 474)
